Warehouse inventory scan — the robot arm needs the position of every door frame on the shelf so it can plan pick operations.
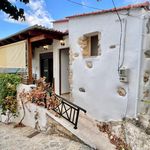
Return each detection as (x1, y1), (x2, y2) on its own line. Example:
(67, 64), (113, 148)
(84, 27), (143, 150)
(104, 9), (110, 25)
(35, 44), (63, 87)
(59, 48), (69, 95)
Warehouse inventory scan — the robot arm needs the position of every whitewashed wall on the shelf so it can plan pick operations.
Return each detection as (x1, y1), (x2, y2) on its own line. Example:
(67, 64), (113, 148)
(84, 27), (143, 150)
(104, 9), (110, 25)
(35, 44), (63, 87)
(53, 21), (69, 32)
(54, 9), (148, 121)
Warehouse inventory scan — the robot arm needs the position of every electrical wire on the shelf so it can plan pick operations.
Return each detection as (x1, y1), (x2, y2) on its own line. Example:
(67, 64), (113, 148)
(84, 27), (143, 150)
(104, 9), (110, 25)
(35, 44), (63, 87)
(66, 0), (103, 11)
(111, 0), (123, 72)
(66, 0), (149, 19)
(111, 1), (128, 143)
(66, 0), (124, 71)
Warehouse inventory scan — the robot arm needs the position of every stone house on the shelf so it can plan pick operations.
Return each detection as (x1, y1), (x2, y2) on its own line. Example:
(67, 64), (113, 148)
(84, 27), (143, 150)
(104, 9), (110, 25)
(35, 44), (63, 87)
(0, 2), (150, 122)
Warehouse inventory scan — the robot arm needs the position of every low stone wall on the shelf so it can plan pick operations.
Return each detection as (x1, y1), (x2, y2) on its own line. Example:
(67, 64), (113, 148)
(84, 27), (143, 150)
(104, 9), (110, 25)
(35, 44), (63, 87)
(1, 84), (82, 143)
(15, 84), (82, 142)
(125, 122), (150, 150)
(97, 117), (150, 150)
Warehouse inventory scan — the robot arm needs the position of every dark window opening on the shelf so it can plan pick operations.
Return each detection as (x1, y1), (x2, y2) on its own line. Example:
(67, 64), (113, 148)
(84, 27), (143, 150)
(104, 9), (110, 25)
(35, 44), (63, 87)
(91, 35), (98, 56)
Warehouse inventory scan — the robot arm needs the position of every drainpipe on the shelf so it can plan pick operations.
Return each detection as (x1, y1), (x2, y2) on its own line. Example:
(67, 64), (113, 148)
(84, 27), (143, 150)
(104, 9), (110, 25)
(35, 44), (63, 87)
(135, 16), (146, 117)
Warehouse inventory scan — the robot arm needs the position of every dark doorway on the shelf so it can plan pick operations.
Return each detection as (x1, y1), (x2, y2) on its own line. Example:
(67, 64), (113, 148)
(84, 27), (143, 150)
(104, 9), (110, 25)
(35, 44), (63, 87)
(40, 52), (53, 83)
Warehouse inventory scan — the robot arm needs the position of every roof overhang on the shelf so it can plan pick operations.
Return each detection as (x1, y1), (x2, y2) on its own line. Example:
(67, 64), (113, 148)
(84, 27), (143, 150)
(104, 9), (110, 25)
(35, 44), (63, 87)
(0, 25), (68, 47)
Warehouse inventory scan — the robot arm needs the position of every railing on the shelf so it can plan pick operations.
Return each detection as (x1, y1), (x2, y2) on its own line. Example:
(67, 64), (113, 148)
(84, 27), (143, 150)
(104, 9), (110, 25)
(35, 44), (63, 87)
(52, 94), (86, 129)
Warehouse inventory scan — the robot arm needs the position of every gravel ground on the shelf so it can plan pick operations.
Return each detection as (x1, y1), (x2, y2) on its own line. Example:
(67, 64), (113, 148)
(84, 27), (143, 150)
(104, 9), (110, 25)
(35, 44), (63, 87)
(0, 122), (92, 150)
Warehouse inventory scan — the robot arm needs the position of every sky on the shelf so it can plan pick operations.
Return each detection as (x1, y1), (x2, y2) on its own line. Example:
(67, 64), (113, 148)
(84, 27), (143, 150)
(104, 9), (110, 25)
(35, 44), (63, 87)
(0, 0), (149, 39)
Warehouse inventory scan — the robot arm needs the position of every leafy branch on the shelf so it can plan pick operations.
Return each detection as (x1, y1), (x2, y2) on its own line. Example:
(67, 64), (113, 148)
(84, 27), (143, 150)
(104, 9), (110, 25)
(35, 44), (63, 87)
(0, 0), (29, 20)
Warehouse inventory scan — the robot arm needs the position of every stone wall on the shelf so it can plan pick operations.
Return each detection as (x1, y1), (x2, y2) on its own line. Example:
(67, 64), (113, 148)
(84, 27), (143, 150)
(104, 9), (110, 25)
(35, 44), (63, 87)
(97, 116), (150, 150)
(125, 121), (150, 150)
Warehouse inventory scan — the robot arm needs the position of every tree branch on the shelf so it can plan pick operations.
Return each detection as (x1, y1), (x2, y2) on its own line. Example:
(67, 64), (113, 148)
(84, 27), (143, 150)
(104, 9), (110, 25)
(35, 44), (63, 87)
(0, 0), (29, 20)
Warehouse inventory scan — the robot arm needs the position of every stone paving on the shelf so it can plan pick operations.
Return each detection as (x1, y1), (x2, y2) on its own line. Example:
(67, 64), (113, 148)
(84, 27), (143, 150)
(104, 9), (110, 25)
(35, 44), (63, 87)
(0, 122), (92, 150)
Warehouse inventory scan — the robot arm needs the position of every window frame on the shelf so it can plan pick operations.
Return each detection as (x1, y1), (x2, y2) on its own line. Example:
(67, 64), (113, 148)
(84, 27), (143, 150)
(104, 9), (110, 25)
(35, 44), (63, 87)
(84, 31), (100, 57)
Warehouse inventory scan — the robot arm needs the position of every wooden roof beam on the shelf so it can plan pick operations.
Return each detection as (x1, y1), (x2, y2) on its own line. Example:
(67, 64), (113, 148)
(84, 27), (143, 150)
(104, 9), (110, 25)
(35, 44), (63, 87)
(44, 34), (57, 40)
(10, 37), (19, 42)
(30, 34), (48, 43)
(0, 41), (5, 46)
(29, 34), (55, 43)
(18, 34), (26, 40)
(44, 34), (63, 40)
(31, 39), (53, 48)
(0, 38), (18, 46)
(28, 30), (42, 36)
(2, 40), (10, 44)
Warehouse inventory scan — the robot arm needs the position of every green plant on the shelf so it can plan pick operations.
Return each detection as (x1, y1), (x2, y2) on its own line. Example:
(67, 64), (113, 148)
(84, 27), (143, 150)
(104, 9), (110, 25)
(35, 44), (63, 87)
(0, 74), (21, 122)
(141, 99), (150, 104)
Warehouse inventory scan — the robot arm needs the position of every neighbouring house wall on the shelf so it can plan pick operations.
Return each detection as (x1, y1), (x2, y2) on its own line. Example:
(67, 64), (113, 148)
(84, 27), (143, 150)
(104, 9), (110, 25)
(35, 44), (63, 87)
(32, 45), (53, 79)
(53, 21), (69, 32)
(67, 9), (146, 121)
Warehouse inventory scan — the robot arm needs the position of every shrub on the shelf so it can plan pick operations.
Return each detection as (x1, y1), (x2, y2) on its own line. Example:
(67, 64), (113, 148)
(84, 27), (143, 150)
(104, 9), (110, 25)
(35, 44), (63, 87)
(0, 74), (21, 121)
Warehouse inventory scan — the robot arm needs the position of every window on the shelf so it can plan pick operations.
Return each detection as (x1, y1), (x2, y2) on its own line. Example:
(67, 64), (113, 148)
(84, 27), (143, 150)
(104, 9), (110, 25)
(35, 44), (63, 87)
(90, 35), (99, 56)
(78, 32), (100, 57)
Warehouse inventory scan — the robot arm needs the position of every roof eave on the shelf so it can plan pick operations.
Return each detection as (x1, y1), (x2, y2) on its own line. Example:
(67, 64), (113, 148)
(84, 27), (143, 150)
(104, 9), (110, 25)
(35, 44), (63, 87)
(66, 1), (150, 19)
(0, 25), (68, 46)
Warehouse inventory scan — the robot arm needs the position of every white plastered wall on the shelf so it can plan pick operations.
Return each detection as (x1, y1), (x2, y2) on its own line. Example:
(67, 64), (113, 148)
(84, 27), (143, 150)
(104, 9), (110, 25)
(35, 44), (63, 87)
(67, 9), (145, 121)
(53, 21), (69, 32)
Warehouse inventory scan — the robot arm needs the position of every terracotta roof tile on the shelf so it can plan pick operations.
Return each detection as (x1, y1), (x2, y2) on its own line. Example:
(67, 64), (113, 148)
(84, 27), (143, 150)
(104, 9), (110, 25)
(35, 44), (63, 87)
(54, 1), (149, 22)
(67, 1), (149, 19)
(53, 18), (69, 23)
